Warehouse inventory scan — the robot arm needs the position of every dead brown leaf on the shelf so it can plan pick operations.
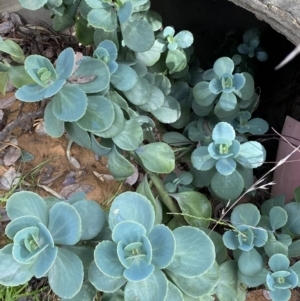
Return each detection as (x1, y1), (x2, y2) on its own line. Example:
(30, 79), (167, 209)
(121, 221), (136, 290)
(0, 92), (16, 109)
(3, 146), (21, 166)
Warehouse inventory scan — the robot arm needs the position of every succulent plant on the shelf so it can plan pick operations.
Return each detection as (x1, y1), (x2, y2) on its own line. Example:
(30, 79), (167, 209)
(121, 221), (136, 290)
(191, 122), (266, 199)
(266, 254), (298, 301)
(238, 28), (268, 62)
(193, 57), (255, 119)
(222, 203), (268, 276)
(88, 191), (216, 301)
(231, 111), (269, 135)
(0, 191), (105, 299)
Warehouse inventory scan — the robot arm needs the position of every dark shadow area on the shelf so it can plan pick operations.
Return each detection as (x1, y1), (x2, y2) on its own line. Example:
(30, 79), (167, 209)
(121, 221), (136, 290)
(152, 0), (299, 162)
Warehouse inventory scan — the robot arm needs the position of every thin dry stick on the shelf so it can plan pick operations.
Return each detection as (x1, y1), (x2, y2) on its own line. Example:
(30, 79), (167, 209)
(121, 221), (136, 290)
(210, 128), (300, 233)
(0, 107), (44, 141)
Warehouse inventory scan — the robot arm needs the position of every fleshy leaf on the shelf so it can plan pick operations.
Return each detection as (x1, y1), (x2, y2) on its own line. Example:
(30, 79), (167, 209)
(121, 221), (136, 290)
(52, 85), (88, 122)
(174, 30), (194, 48)
(284, 202), (300, 235)
(151, 95), (181, 123)
(166, 226), (215, 277)
(166, 48), (187, 74)
(5, 216), (40, 239)
(7, 191), (48, 226)
(72, 200), (105, 240)
(71, 58), (110, 93)
(269, 206), (288, 231)
(238, 248), (263, 276)
(107, 146), (135, 180)
(170, 191), (212, 227)
(112, 119), (143, 151)
(48, 202), (81, 245)
(213, 57), (234, 78)
(148, 225), (175, 268)
(211, 170), (244, 200)
(44, 100), (65, 138)
(165, 281), (184, 301)
(191, 147), (216, 171)
(124, 268), (168, 301)
(87, 6), (117, 31)
(167, 261), (219, 298)
(48, 248), (84, 299)
(111, 64), (138, 91)
(118, 1), (133, 23)
(216, 260), (247, 301)
(76, 95), (115, 132)
(109, 191), (155, 234)
(230, 203), (260, 227)
(121, 18), (155, 52)
(135, 142), (175, 173)
(0, 244), (35, 286)
(94, 240), (124, 278)
(56, 48), (74, 79)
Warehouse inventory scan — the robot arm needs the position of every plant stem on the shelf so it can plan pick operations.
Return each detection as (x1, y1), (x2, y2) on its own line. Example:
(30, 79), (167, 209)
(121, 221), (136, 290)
(129, 151), (186, 225)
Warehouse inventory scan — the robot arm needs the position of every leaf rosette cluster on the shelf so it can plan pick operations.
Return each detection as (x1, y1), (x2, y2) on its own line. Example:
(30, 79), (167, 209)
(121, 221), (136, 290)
(0, 191), (105, 299)
(193, 57), (255, 119)
(191, 122), (266, 199)
(222, 204), (268, 276)
(88, 191), (216, 301)
(238, 28), (268, 62)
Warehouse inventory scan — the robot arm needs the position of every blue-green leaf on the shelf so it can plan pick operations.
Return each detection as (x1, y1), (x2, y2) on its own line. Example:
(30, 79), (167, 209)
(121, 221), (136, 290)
(7, 191), (48, 226)
(219, 92), (237, 111)
(211, 170), (244, 200)
(174, 30), (194, 48)
(56, 48), (74, 79)
(19, 0), (47, 9)
(235, 141), (266, 168)
(0, 244), (35, 286)
(5, 216), (40, 239)
(135, 39), (164, 66)
(148, 225), (175, 268)
(166, 226), (215, 277)
(167, 261), (219, 298)
(107, 146), (135, 180)
(213, 57), (234, 78)
(15, 84), (48, 102)
(215, 158), (236, 176)
(94, 240), (124, 278)
(230, 203), (260, 227)
(166, 48), (187, 74)
(151, 95), (181, 123)
(89, 260), (126, 293)
(52, 86), (87, 122)
(284, 202), (300, 235)
(269, 206), (288, 231)
(139, 86), (165, 112)
(121, 18), (155, 52)
(70, 58), (110, 93)
(170, 191), (212, 228)
(135, 142), (175, 173)
(48, 248), (84, 299)
(165, 281), (184, 301)
(111, 64), (138, 91)
(238, 248), (263, 276)
(216, 261), (247, 301)
(87, 7), (117, 31)
(76, 95), (115, 132)
(44, 101), (65, 138)
(118, 1), (133, 23)
(193, 82), (218, 106)
(109, 191), (155, 234)
(48, 202), (81, 245)
(124, 268), (168, 301)
(34, 246), (58, 278)
(112, 119), (143, 151)
(191, 147), (216, 171)
(94, 102), (125, 138)
(72, 200), (105, 240)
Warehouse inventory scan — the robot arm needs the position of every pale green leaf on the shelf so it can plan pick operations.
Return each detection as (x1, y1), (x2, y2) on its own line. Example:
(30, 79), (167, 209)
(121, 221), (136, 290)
(135, 142), (175, 173)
